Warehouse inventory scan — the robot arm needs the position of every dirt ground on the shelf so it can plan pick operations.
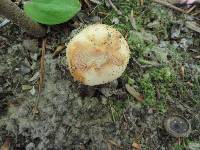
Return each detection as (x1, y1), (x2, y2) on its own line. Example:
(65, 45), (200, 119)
(0, 0), (200, 150)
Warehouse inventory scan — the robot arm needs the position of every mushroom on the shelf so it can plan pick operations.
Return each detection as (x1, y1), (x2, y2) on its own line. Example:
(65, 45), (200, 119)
(66, 24), (130, 86)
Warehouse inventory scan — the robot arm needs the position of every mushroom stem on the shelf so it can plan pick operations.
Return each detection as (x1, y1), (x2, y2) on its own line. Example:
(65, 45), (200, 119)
(0, 0), (46, 37)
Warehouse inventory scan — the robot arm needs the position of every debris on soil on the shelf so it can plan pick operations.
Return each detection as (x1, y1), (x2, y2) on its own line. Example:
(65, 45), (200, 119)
(125, 84), (144, 102)
(164, 115), (191, 137)
(185, 21), (200, 33)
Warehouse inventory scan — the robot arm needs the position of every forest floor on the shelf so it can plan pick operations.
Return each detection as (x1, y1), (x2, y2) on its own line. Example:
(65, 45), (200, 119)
(0, 0), (200, 150)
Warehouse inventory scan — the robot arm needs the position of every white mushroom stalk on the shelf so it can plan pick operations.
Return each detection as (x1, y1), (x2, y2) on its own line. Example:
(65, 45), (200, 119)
(66, 24), (130, 86)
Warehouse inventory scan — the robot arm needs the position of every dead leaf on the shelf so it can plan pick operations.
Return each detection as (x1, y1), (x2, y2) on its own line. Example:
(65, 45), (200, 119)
(107, 140), (123, 148)
(1, 138), (10, 150)
(129, 9), (137, 30)
(185, 21), (200, 33)
(53, 44), (65, 57)
(132, 142), (141, 150)
(125, 84), (144, 102)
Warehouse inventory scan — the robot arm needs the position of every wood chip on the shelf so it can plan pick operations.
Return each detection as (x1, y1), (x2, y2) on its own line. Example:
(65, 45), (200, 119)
(125, 84), (144, 102)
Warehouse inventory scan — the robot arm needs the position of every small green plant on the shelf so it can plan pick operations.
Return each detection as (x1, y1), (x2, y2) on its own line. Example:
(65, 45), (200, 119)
(110, 100), (127, 121)
(24, 0), (81, 25)
(140, 67), (175, 112)
(140, 73), (156, 106)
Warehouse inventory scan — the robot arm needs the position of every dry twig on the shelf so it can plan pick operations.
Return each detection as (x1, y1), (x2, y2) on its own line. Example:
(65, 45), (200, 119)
(108, 0), (122, 15)
(153, 0), (186, 13)
(186, 5), (196, 14)
(0, 0), (46, 37)
(39, 38), (47, 93)
(83, 0), (91, 8)
(32, 38), (46, 117)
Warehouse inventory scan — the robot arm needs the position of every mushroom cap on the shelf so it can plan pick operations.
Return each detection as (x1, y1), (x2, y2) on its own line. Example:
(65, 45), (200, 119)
(66, 24), (130, 86)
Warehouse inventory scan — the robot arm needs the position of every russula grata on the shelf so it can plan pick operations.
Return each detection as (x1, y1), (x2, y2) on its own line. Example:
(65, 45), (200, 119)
(66, 24), (130, 86)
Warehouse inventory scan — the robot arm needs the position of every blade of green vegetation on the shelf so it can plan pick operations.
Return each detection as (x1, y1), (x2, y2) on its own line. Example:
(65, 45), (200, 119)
(24, 0), (81, 25)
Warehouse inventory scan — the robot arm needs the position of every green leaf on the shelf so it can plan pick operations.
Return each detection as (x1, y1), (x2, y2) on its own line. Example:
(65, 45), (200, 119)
(24, 0), (81, 25)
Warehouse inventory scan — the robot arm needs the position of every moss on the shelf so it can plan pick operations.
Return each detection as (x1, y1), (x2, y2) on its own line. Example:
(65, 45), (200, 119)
(151, 67), (175, 82)
(140, 73), (156, 107)
(140, 67), (175, 111)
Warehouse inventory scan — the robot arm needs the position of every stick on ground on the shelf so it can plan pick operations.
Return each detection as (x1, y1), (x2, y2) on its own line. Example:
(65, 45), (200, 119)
(108, 0), (122, 15)
(0, 0), (46, 37)
(153, 0), (186, 13)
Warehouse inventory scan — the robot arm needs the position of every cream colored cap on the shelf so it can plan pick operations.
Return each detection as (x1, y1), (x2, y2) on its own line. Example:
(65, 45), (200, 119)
(66, 24), (130, 86)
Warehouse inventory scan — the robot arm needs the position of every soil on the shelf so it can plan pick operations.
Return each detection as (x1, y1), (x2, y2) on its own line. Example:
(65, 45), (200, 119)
(0, 0), (200, 150)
